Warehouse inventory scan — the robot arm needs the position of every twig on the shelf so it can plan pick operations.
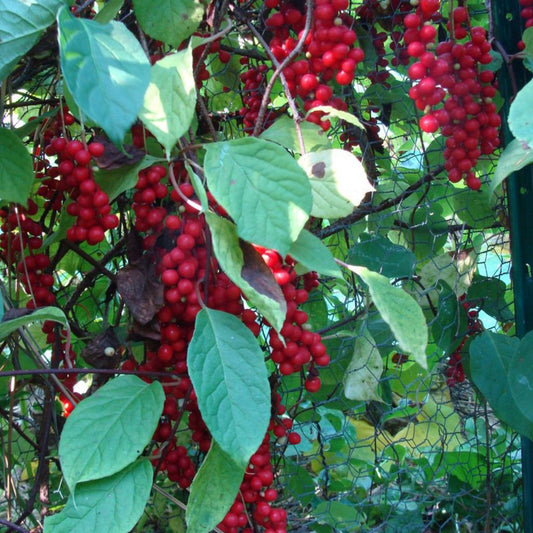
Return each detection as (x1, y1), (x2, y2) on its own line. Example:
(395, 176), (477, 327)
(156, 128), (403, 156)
(0, 518), (29, 533)
(251, 0), (314, 142)
(0, 367), (183, 380)
(230, 2), (311, 152)
(151, 484), (226, 533)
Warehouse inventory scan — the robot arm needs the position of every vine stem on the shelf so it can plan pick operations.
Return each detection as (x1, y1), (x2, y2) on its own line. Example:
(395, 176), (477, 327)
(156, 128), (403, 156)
(231, 0), (313, 153)
(168, 164), (203, 212)
(252, 0), (314, 143)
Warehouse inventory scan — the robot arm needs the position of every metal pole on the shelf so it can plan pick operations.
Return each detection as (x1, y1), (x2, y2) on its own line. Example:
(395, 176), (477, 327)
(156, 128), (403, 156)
(491, 2), (533, 531)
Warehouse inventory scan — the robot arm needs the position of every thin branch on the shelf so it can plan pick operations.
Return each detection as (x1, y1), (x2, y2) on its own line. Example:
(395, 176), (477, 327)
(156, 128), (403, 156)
(314, 165), (445, 239)
(251, 0), (314, 141)
(0, 519), (29, 533)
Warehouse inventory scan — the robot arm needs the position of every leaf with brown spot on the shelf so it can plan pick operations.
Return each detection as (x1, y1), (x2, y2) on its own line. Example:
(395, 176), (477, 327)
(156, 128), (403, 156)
(311, 162), (326, 178)
(298, 149), (375, 218)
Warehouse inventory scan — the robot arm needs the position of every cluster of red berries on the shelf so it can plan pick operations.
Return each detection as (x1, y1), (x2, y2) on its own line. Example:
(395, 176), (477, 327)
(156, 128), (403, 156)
(445, 298), (484, 388)
(111, 157), (328, 530)
(237, 0), (364, 132)
(519, 0), (533, 50)
(0, 202), (54, 308)
(404, 2), (500, 189)
(260, 251), (328, 391)
(42, 138), (119, 244)
(239, 63), (277, 131)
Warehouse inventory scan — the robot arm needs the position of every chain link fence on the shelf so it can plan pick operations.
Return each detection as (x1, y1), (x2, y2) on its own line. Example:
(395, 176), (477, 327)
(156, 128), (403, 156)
(0, 1), (525, 532)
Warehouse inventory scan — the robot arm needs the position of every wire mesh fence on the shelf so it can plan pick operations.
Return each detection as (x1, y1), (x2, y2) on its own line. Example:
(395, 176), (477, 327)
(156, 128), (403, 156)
(0, 0), (525, 532)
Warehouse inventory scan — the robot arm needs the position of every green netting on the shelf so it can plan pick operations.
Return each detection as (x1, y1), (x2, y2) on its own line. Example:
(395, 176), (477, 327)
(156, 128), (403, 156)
(0, 1), (526, 532)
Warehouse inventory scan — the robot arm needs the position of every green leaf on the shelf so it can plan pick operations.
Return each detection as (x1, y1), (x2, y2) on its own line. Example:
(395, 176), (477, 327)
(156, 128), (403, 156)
(94, 0), (124, 23)
(522, 26), (533, 73)
(288, 229), (342, 278)
(306, 105), (365, 130)
(0, 307), (68, 340)
(509, 78), (533, 145)
(490, 138), (533, 198)
(347, 234), (416, 278)
(94, 156), (162, 202)
(188, 166), (209, 211)
(0, 128), (34, 204)
(441, 450), (485, 490)
(57, 6), (151, 145)
(59, 375), (164, 491)
(470, 332), (533, 440)
(133, 0), (205, 47)
(509, 331), (533, 426)
(343, 329), (383, 401)
(467, 275), (513, 323)
(206, 213), (287, 332)
(43, 458), (153, 533)
(348, 265), (428, 368)
(139, 49), (196, 158)
(431, 281), (467, 355)
(259, 115), (331, 153)
(0, 0), (64, 80)
(298, 149), (374, 218)
(204, 138), (312, 256)
(187, 308), (270, 466)
(453, 182), (499, 227)
(186, 442), (245, 533)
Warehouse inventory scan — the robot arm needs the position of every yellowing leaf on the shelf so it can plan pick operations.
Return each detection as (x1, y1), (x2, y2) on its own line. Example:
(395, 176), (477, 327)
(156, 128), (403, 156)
(344, 331), (383, 401)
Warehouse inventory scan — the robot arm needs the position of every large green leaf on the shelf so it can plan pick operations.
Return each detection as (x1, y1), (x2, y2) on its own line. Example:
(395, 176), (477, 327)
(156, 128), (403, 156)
(490, 138), (533, 198)
(59, 375), (164, 491)
(0, 128), (34, 204)
(206, 213), (287, 332)
(186, 442), (245, 533)
(187, 308), (270, 466)
(0, 307), (67, 340)
(0, 0), (64, 80)
(470, 332), (533, 440)
(298, 149), (374, 218)
(43, 458), (153, 533)
(348, 265), (428, 368)
(509, 78), (533, 145)
(431, 281), (467, 355)
(57, 6), (150, 145)
(139, 49), (196, 158)
(347, 234), (416, 278)
(204, 137), (312, 256)
(288, 229), (342, 279)
(509, 331), (533, 427)
(133, 0), (205, 47)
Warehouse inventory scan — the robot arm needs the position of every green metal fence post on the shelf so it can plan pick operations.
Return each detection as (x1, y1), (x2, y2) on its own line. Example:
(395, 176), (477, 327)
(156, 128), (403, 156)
(492, 3), (533, 531)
